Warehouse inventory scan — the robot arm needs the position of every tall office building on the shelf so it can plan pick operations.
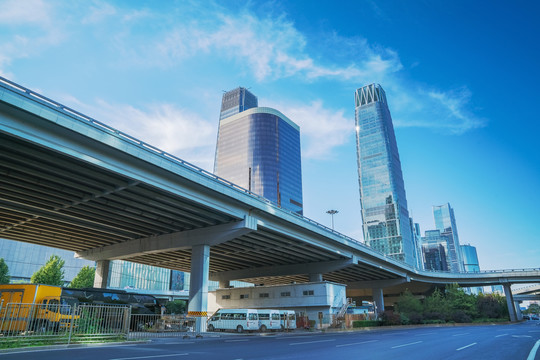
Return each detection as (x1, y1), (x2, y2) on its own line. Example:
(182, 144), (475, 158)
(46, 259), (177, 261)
(421, 229), (450, 271)
(433, 203), (465, 272)
(214, 87), (303, 214)
(355, 84), (415, 266)
(461, 244), (483, 294)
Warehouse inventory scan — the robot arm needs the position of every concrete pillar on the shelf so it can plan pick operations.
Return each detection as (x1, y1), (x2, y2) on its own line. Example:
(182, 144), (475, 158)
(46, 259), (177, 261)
(219, 280), (230, 289)
(503, 284), (517, 322)
(188, 244), (210, 333)
(514, 301), (523, 321)
(309, 273), (323, 282)
(372, 287), (385, 314)
(94, 260), (110, 288)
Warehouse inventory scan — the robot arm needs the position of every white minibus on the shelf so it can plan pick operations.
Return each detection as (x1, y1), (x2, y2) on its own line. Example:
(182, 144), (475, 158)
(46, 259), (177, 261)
(279, 310), (297, 330)
(256, 309), (281, 332)
(207, 309), (259, 333)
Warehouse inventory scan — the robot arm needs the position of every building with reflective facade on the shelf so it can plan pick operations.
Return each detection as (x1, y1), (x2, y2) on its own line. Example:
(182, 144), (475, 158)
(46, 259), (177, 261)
(214, 88), (303, 214)
(461, 244), (483, 294)
(354, 84), (415, 266)
(421, 230), (449, 271)
(433, 203), (465, 272)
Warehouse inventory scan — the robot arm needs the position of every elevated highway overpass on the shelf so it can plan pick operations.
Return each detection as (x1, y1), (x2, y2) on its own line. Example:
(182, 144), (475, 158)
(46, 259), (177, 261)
(0, 76), (538, 329)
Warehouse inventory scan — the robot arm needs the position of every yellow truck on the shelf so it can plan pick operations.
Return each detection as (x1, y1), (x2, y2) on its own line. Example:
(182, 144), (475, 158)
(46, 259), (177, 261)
(0, 284), (75, 333)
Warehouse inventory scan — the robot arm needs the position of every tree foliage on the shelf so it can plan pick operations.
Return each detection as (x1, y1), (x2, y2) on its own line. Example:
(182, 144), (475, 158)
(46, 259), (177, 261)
(0, 258), (10, 284)
(69, 265), (95, 288)
(31, 255), (65, 286)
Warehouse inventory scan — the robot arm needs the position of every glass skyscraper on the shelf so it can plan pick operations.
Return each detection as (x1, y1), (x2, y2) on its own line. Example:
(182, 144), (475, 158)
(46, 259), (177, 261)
(214, 88), (303, 214)
(355, 84), (414, 266)
(433, 203), (465, 272)
(421, 229), (450, 271)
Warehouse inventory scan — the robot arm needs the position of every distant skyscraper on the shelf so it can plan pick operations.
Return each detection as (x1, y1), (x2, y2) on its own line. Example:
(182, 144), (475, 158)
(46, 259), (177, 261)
(433, 203), (465, 272)
(461, 243), (483, 294)
(355, 84), (414, 266)
(214, 88), (303, 214)
(422, 229), (450, 271)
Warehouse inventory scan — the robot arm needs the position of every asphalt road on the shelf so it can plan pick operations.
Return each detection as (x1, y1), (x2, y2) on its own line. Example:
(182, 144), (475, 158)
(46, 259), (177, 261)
(2, 321), (540, 360)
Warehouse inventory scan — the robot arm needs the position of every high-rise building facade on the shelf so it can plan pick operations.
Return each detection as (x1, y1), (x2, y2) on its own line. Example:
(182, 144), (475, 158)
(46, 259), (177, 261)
(421, 229), (450, 271)
(214, 88), (303, 214)
(355, 84), (414, 266)
(461, 244), (483, 294)
(433, 203), (465, 272)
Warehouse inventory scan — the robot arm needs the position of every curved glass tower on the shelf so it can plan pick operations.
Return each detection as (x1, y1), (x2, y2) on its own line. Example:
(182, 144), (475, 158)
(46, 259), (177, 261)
(355, 84), (415, 266)
(214, 88), (303, 214)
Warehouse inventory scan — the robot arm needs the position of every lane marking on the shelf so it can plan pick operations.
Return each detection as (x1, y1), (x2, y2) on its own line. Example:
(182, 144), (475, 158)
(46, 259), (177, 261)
(391, 341), (422, 349)
(225, 339), (250, 342)
(452, 332), (470, 337)
(163, 342), (194, 345)
(527, 339), (540, 360)
(495, 334), (508, 337)
(277, 335), (317, 340)
(290, 339), (336, 346)
(336, 340), (378, 347)
(110, 354), (188, 360)
(414, 332), (436, 336)
(513, 335), (533, 338)
(457, 343), (477, 351)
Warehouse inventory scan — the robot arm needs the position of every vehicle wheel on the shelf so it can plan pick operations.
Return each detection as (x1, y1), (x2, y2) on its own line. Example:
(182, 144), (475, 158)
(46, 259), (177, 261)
(236, 325), (244, 333)
(207, 324), (214, 332)
(260, 325), (267, 333)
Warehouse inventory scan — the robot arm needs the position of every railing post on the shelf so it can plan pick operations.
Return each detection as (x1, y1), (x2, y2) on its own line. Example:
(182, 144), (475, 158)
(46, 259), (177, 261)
(67, 304), (76, 345)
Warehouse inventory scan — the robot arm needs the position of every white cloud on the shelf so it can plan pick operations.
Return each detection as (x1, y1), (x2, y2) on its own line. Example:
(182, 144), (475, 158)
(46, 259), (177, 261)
(81, 1), (117, 24)
(0, 0), (52, 25)
(269, 100), (353, 159)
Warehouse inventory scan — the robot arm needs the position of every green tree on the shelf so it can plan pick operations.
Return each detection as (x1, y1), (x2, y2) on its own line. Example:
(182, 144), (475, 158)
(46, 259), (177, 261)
(69, 265), (95, 288)
(0, 258), (10, 284)
(396, 289), (423, 324)
(165, 300), (187, 314)
(31, 255), (65, 286)
(445, 284), (478, 322)
(526, 303), (540, 315)
(424, 287), (450, 321)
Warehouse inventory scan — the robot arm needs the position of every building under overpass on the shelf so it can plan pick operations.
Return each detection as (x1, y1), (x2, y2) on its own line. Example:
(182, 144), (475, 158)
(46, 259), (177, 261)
(0, 76), (539, 331)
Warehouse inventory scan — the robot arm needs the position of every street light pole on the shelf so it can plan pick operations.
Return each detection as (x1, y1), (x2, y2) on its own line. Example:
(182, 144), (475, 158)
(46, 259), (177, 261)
(326, 210), (338, 230)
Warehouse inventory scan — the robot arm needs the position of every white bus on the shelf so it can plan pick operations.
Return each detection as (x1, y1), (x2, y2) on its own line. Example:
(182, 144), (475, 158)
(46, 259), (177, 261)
(207, 309), (259, 333)
(279, 310), (297, 330)
(256, 309), (281, 331)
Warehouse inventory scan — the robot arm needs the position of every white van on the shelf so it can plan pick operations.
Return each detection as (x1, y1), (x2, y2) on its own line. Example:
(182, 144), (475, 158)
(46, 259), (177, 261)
(279, 310), (297, 330)
(207, 309), (259, 333)
(256, 309), (280, 332)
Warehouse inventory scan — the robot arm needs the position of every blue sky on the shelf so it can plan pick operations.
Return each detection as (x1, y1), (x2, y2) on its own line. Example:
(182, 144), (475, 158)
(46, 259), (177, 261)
(1, 0), (538, 270)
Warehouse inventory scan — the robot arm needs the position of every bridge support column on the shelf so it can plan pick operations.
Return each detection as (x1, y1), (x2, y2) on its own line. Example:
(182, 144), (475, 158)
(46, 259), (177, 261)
(188, 244), (210, 333)
(94, 260), (110, 288)
(503, 284), (517, 322)
(219, 280), (230, 289)
(372, 287), (385, 314)
(514, 301), (523, 321)
(309, 273), (323, 282)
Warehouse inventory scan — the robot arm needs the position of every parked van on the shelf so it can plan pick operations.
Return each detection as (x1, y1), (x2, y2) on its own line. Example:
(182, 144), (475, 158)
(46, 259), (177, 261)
(279, 310), (297, 330)
(257, 309), (280, 332)
(207, 309), (259, 333)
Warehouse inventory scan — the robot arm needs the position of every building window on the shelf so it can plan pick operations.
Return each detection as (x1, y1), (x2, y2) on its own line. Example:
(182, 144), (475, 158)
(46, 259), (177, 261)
(303, 290), (314, 296)
(240, 294), (249, 299)
(259, 293), (269, 298)
(280, 292), (291, 297)
(221, 295), (230, 300)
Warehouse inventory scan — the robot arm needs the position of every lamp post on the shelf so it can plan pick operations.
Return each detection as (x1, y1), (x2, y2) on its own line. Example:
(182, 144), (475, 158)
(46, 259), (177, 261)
(326, 210), (339, 230)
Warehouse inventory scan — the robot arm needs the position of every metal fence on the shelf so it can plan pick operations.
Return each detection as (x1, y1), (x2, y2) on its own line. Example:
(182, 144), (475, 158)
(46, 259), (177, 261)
(128, 314), (199, 339)
(0, 303), (130, 347)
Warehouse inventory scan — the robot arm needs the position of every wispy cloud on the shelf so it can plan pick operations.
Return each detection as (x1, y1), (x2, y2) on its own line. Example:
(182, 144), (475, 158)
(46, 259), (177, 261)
(269, 100), (353, 159)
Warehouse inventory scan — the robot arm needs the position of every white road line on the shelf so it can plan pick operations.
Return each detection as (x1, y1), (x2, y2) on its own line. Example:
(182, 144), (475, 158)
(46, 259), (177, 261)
(457, 343), (477, 351)
(495, 334), (508, 337)
(391, 341), (422, 349)
(336, 340), (378, 347)
(110, 354), (188, 360)
(290, 339), (336, 346)
(513, 335), (533, 338)
(225, 339), (250, 342)
(163, 342), (194, 345)
(452, 332), (470, 337)
(527, 339), (540, 360)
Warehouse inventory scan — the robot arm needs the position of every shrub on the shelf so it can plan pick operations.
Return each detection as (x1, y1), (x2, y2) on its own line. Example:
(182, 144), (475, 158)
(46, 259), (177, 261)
(352, 320), (380, 328)
(451, 310), (472, 323)
(380, 311), (401, 326)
